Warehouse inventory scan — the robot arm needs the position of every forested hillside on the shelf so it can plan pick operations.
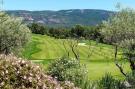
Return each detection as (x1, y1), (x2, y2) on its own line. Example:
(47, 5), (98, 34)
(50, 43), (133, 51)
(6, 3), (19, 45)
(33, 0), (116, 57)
(6, 9), (114, 27)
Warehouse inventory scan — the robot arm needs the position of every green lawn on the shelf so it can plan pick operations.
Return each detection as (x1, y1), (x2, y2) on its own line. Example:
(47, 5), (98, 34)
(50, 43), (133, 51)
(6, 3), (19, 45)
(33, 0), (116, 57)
(22, 34), (131, 80)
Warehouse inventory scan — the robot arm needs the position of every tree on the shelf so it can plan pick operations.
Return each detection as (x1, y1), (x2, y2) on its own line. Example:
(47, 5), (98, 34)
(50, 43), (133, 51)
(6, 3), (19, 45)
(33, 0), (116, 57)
(101, 7), (135, 76)
(28, 23), (47, 35)
(83, 25), (103, 41)
(0, 12), (31, 55)
(71, 24), (85, 38)
(120, 39), (135, 70)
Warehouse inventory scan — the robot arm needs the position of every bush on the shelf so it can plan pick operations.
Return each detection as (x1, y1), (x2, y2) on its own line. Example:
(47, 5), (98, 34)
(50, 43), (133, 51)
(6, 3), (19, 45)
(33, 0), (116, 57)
(0, 12), (31, 55)
(127, 71), (135, 88)
(63, 68), (95, 89)
(63, 66), (86, 86)
(0, 54), (78, 89)
(47, 57), (80, 81)
(47, 56), (92, 89)
(97, 73), (125, 89)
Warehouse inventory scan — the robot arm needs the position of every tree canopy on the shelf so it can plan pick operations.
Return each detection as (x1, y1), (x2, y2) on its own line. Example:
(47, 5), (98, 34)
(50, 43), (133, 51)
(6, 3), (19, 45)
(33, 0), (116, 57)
(101, 8), (135, 73)
(101, 8), (135, 45)
(0, 12), (31, 54)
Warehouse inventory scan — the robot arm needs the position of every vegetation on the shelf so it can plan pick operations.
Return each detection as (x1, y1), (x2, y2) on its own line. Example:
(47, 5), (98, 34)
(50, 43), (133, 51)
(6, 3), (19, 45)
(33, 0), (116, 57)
(101, 7), (135, 77)
(28, 23), (102, 42)
(1, 3), (135, 89)
(47, 57), (81, 81)
(28, 23), (47, 35)
(0, 12), (31, 55)
(0, 54), (79, 89)
(47, 56), (97, 89)
(97, 73), (125, 89)
(23, 7), (135, 88)
(7, 9), (113, 27)
(22, 34), (130, 80)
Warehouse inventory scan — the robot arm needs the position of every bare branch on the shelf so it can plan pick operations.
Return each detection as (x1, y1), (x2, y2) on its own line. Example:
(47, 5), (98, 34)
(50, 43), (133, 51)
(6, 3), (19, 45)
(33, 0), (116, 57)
(69, 39), (79, 60)
(62, 40), (69, 57)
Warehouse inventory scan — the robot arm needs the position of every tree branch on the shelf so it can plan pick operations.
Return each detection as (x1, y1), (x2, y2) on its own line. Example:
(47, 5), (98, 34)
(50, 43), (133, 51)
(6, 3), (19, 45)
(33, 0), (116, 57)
(114, 45), (127, 77)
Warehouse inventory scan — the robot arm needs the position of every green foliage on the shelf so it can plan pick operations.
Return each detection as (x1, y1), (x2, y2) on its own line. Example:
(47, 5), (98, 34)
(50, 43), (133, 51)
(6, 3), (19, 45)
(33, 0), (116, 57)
(80, 79), (95, 89)
(127, 71), (135, 87)
(28, 23), (48, 35)
(70, 24), (102, 41)
(63, 68), (95, 89)
(47, 56), (93, 89)
(70, 24), (85, 38)
(48, 27), (70, 39)
(101, 8), (135, 44)
(98, 73), (125, 89)
(120, 39), (135, 60)
(29, 23), (102, 41)
(101, 7), (135, 73)
(0, 12), (31, 55)
(63, 66), (87, 86)
(47, 56), (80, 81)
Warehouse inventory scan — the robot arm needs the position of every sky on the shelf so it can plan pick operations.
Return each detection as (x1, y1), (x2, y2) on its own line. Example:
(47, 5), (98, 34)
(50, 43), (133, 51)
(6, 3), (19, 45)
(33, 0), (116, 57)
(2, 0), (135, 11)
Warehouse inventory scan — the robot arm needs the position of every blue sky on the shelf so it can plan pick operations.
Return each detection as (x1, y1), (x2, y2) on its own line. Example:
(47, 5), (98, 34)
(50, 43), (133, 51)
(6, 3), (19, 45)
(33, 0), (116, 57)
(2, 0), (135, 11)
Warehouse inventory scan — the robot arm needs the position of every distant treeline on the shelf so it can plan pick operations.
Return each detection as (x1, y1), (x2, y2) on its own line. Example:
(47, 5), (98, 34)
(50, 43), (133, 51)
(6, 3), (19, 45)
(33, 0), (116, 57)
(28, 23), (104, 42)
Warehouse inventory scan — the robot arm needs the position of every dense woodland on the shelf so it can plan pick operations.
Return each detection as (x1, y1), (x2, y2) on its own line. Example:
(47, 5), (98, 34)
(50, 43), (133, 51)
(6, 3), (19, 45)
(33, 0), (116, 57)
(28, 23), (104, 42)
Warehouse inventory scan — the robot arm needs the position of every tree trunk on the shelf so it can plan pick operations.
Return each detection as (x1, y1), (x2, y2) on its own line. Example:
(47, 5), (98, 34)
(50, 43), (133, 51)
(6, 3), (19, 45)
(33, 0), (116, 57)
(114, 45), (127, 77)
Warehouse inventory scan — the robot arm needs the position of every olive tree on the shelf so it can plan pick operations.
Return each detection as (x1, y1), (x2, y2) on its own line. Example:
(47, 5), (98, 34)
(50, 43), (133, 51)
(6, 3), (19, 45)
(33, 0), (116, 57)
(101, 7), (135, 76)
(120, 39), (135, 70)
(0, 12), (31, 55)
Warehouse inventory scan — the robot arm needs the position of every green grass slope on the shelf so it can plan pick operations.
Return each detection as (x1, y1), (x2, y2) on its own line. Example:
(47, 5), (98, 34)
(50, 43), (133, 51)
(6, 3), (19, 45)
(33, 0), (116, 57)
(23, 34), (130, 80)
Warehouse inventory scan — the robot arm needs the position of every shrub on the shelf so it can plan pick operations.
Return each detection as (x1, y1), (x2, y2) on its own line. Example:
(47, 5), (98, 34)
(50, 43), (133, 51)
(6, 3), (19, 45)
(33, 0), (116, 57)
(126, 71), (135, 88)
(63, 68), (95, 89)
(63, 66), (87, 86)
(47, 57), (80, 81)
(0, 12), (31, 55)
(0, 54), (78, 89)
(47, 56), (93, 89)
(97, 73), (125, 89)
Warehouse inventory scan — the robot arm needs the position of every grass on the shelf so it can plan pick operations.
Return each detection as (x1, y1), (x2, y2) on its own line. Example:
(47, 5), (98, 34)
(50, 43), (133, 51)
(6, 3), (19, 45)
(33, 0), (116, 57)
(22, 34), (131, 80)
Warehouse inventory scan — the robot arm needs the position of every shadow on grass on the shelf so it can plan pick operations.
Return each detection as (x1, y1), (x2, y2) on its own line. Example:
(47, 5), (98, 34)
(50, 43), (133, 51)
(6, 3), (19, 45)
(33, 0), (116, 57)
(22, 41), (42, 59)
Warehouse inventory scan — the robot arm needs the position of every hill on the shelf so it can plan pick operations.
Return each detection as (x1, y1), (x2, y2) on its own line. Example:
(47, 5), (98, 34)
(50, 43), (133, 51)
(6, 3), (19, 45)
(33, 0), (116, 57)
(6, 9), (114, 27)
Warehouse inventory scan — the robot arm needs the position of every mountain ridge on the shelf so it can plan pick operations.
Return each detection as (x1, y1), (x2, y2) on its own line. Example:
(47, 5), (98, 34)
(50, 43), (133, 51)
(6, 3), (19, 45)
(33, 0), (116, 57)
(6, 9), (114, 27)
